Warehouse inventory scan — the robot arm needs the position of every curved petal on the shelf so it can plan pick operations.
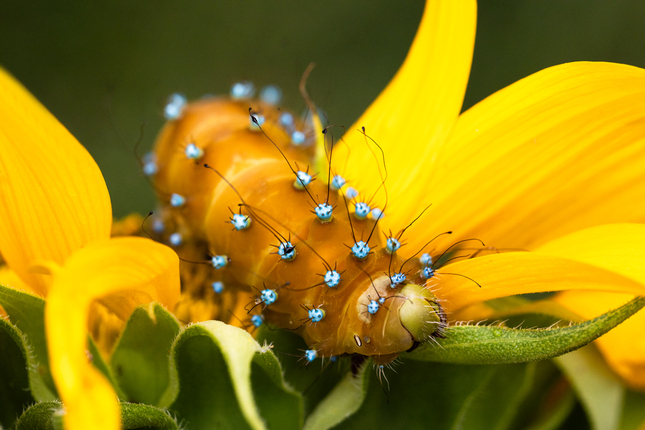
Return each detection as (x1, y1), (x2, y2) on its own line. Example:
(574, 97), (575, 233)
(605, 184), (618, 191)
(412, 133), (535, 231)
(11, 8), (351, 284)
(435, 251), (645, 314)
(0, 69), (112, 296)
(406, 62), (645, 252)
(535, 223), (645, 285)
(331, 0), (476, 227)
(534, 223), (645, 390)
(44, 237), (180, 430)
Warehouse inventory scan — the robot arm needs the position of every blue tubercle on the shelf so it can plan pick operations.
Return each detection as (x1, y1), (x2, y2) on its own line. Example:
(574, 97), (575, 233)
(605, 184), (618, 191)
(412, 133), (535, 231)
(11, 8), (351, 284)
(422, 266), (435, 279)
(231, 213), (251, 231)
(230, 81), (255, 99)
(251, 314), (264, 328)
(390, 272), (406, 288)
(324, 270), (341, 288)
(371, 208), (384, 220)
(330, 175), (346, 191)
(185, 143), (204, 160)
(304, 349), (318, 362)
(211, 281), (224, 294)
(367, 300), (380, 315)
(314, 203), (333, 222)
(260, 85), (282, 105)
(280, 112), (294, 128)
(211, 255), (228, 269)
(351, 241), (371, 260)
(420, 253), (432, 266)
(293, 171), (312, 190)
(142, 152), (157, 176)
(378, 297), (386, 305)
(291, 130), (306, 145)
(143, 162), (158, 176)
(386, 237), (401, 254)
(345, 187), (359, 199)
(261, 289), (278, 305)
(169, 233), (182, 246)
(170, 193), (186, 207)
(354, 202), (371, 220)
(308, 308), (325, 323)
(278, 242), (296, 261)
(152, 218), (165, 233)
(164, 93), (187, 120)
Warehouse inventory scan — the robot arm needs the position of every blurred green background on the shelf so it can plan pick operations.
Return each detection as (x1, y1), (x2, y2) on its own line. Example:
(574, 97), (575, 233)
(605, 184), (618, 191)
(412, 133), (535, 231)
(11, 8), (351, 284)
(2, 1), (645, 218)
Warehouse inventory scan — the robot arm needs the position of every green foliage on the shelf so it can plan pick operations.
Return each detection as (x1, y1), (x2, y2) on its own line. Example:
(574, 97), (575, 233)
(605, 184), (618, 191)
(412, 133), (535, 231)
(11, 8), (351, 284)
(111, 303), (181, 405)
(555, 347), (624, 430)
(0, 318), (35, 428)
(15, 401), (180, 430)
(120, 403), (180, 430)
(302, 360), (370, 430)
(165, 321), (303, 430)
(1, 284), (644, 429)
(15, 401), (64, 430)
(0, 284), (57, 401)
(406, 297), (645, 364)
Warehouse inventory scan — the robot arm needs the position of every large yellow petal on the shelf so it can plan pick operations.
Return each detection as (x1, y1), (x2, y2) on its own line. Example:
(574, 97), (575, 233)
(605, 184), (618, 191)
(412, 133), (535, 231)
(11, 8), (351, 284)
(435, 251), (645, 315)
(406, 62), (645, 252)
(44, 237), (180, 430)
(331, 0), (476, 228)
(534, 224), (645, 390)
(0, 69), (112, 296)
(535, 224), (645, 285)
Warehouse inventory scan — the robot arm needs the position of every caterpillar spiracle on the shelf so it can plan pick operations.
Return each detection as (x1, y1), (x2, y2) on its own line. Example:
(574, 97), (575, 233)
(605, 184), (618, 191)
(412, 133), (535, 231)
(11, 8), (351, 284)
(147, 84), (448, 366)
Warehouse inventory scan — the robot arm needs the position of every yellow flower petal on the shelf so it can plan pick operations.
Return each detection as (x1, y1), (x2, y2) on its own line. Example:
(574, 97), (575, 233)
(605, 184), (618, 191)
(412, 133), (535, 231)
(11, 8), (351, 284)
(406, 62), (645, 252)
(436, 251), (645, 314)
(331, 0), (476, 227)
(535, 223), (645, 286)
(87, 301), (126, 357)
(45, 236), (180, 430)
(0, 69), (112, 296)
(0, 265), (38, 295)
(534, 224), (645, 390)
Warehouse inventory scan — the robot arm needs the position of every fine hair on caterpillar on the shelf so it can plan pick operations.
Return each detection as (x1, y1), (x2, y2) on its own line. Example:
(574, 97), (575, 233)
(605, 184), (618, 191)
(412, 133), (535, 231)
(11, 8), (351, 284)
(145, 78), (483, 368)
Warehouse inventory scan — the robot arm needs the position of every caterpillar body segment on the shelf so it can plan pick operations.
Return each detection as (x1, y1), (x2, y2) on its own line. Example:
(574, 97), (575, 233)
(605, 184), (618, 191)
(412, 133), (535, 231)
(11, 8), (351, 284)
(150, 92), (446, 364)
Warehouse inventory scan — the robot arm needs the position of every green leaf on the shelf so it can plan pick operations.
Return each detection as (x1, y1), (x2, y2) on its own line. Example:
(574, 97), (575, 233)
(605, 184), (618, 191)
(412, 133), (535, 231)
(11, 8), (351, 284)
(0, 284), (56, 400)
(302, 358), (370, 430)
(555, 346), (625, 430)
(110, 303), (180, 405)
(619, 389), (645, 430)
(165, 320), (303, 430)
(255, 325), (347, 415)
(406, 297), (645, 364)
(0, 318), (35, 428)
(523, 385), (577, 430)
(15, 401), (64, 430)
(334, 360), (553, 430)
(120, 402), (180, 430)
(15, 401), (179, 430)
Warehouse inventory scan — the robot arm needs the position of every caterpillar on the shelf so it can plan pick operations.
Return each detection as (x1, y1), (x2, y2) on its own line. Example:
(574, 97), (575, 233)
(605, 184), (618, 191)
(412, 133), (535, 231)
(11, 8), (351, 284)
(145, 82), (449, 366)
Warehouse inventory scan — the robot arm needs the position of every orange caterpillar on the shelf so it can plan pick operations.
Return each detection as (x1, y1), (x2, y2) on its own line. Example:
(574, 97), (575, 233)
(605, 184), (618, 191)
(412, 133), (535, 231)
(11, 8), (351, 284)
(147, 84), (446, 365)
